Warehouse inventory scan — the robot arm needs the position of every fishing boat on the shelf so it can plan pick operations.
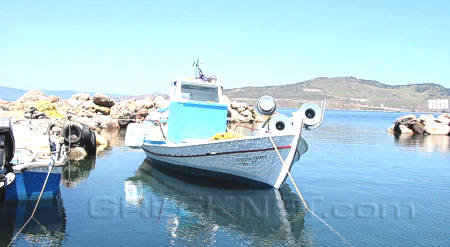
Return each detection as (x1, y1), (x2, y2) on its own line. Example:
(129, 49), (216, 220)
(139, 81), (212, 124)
(128, 63), (325, 189)
(0, 119), (67, 201)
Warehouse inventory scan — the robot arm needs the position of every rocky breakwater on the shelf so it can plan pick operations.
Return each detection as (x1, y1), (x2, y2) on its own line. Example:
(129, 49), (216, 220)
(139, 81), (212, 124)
(0, 90), (170, 160)
(227, 101), (265, 123)
(387, 113), (450, 135)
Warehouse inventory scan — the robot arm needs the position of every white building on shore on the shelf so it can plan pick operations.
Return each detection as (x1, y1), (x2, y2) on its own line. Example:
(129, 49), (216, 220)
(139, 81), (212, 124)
(428, 99), (449, 112)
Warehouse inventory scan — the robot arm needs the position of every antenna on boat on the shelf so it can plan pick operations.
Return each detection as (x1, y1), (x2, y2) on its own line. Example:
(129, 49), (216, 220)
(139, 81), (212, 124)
(192, 59), (217, 83)
(192, 59), (203, 79)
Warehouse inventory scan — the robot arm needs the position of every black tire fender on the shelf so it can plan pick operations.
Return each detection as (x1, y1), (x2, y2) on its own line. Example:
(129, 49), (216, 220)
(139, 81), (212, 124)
(63, 124), (82, 147)
(82, 125), (97, 156)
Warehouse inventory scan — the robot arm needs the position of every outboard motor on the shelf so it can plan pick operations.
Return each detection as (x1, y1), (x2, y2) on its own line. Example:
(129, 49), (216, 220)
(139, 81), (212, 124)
(0, 118), (16, 195)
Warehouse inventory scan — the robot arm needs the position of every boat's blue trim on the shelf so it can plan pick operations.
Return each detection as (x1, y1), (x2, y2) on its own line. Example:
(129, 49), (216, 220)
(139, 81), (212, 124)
(143, 140), (166, 145)
(4, 170), (61, 201)
(157, 107), (169, 113)
(182, 102), (228, 110)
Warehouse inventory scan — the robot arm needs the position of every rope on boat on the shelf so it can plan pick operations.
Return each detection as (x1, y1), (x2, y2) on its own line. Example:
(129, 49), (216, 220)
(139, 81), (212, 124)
(7, 157), (55, 247)
(267, 133), (354, 247)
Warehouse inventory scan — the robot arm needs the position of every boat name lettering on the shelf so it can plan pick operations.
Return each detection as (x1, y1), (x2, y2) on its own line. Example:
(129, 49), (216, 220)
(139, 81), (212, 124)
(236, 155), (268, 165)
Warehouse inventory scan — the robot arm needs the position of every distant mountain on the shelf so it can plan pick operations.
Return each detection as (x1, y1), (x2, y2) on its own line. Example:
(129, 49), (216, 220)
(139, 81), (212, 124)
(0, 85), (125, 101)
(0, 86), (27, 101)
(224, 77), (450, 111)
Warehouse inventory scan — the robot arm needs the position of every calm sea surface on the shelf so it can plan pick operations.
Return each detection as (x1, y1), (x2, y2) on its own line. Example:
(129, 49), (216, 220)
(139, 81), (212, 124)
(1, 110), (449, 246)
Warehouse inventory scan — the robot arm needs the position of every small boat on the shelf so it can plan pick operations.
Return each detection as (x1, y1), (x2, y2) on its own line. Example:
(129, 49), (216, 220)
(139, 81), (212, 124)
(128, 64), (325, 189)
(1, 119), (67, 201)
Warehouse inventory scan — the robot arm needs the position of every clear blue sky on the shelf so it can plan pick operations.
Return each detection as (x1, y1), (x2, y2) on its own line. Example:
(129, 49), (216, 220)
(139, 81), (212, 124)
(1, 0), (449, 95)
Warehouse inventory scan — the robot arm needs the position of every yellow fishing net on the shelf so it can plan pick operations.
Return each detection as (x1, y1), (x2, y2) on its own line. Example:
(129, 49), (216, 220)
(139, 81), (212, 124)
(34, 100), (65, 118)
(210, 131), (244, 141)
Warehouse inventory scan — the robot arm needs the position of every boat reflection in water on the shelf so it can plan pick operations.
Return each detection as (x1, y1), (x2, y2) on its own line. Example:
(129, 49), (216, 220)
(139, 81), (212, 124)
(61, 158), (96, 188)
(125, 159), (309, 246)
(393, 134), (450, 153)
(0, 198), (66, 246)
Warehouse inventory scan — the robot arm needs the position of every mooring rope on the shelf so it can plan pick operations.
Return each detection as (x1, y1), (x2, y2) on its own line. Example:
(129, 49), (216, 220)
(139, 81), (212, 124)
(267, 133), (354, 247)
(7, 158), (55, 247)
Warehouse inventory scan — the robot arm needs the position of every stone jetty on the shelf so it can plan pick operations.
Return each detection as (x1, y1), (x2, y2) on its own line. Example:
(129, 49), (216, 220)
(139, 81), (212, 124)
(388, 113), (450, 135)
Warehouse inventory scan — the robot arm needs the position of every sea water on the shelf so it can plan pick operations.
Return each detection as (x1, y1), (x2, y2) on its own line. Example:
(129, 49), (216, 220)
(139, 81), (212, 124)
(1, 110), (449, 246)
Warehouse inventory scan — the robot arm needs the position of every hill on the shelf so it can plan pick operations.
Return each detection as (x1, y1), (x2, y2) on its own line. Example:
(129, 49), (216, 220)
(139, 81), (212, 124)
(0, 85), (124, 101)
(224, 77), (450, 111)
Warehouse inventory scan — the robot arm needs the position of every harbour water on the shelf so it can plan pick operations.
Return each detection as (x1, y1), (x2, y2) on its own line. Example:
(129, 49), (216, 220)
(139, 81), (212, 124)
(1, 110), (449, 246)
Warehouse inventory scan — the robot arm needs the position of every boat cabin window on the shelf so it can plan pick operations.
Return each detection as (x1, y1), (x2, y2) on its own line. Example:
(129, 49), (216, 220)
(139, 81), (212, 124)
(180, 84), (219, 102)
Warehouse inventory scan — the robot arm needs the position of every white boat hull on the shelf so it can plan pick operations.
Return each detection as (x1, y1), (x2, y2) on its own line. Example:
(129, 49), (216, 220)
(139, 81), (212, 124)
(142, 132), (305, 188)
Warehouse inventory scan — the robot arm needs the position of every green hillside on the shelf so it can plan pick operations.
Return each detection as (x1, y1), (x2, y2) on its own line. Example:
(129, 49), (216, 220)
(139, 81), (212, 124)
(224, 77), (450, 111)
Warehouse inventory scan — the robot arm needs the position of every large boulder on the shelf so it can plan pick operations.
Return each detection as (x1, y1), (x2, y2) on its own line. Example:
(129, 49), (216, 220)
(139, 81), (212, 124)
(72, 93), (91, 101)
(68, 98), (82, 108)
(153, 96), (169, 109)
(117, 112), (135, 127)
(436, 113), (450, 125)
(386, 124), (395, 133)
(230, 102), (248, 113)
(102, 119), (120, 130)
(228, 108), (249, 122)
(68, 147), (87, 161)
(129, 97), (154, 113)
(410, 121), (427, 134)
(94, 106), (110, 115)
(398, 124), (413, 134)
(48, 95), (61, 103)
(395, 114), (417, 125)
(418, 114), (435, 125)
(17, 90), (47, 103)
(424, 121), (450, 135)
(92, 93), (115, 108)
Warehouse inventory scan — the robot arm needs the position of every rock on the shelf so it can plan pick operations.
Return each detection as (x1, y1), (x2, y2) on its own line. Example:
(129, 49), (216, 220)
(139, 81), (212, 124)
(399, 124), (413, 134)
(17, 90), (47, 103)
(240, 109), (253, 118)
(68, 147), (87, 161)
(230, 102), (247, 111)
(92, 93), (115, 108)
(48, 95), (61, 103)
(411, 121), (427, 134)
(118, 113), (134, 128)
(80, 100), (96, 113)
(68, 98), (82, 107)
(424, 121), (450, 135)
(95, 131), (108, 146)
(153, 96), (169, 109)
(436, 113), (450, 125)
(94, 106), (110, 115)
(418, 114), (435, 125)
(387, 124), (395, 132)
(102, 119), (120, 130)
(395, 114), (417, 125)
(228, 108), (248, 123)
(72, 93), (91, 101)
(130, 97), (153, 112)
(136, 108), (149, 118)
